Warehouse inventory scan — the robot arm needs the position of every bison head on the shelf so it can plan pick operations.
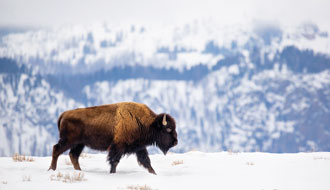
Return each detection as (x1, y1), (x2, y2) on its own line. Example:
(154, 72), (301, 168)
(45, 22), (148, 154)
(155, 113), (178, 155)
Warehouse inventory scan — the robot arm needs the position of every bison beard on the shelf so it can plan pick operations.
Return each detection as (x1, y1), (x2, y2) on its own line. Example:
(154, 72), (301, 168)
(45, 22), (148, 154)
(48, 102), (178, 175)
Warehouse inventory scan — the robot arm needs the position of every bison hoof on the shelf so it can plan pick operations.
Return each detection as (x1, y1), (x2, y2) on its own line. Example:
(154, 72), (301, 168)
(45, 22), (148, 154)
(74, 167), (82, 170)
(110, 169), (116, 174)
(148, 168), (157, 175)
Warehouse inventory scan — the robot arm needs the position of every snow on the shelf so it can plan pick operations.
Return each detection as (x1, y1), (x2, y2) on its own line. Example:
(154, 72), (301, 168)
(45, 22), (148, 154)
(0, 152), (330, 190)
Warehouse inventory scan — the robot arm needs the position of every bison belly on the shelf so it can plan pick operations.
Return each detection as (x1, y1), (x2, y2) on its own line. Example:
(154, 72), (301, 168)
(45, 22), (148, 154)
(83, 133), (113, 151)
(61, 119), (114, 151)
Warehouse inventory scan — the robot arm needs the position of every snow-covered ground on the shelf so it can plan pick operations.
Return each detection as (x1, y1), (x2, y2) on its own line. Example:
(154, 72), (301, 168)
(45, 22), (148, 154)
(1, 151), (330, 190)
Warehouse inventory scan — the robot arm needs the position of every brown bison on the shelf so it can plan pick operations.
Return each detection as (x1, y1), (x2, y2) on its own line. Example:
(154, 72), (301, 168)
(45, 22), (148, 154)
(48, 102), (178, 174)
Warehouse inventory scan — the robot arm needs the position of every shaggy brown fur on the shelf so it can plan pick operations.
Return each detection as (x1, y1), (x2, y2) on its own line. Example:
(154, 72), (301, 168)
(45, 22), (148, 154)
(48, 102), (178, 174)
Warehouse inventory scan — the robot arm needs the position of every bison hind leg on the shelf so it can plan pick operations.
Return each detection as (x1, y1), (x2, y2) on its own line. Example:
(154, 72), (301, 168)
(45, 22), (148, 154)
(49, 139), (71, 171)
(69, 144), (85, 170)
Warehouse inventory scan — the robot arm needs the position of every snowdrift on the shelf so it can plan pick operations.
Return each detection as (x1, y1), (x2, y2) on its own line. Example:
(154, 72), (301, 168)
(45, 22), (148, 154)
(1, 151), (330, 190)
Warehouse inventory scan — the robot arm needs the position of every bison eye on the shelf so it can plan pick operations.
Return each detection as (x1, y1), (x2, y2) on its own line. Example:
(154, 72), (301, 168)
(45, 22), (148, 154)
(166, 128), (172, 133)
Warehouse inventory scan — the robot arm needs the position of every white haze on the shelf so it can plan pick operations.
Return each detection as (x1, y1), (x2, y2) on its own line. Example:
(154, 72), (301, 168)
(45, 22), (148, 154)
(0, 0), (330, 28)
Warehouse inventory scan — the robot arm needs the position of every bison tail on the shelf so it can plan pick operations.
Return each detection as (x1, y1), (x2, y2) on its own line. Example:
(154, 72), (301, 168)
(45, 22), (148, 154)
(57, 113), (63, 131)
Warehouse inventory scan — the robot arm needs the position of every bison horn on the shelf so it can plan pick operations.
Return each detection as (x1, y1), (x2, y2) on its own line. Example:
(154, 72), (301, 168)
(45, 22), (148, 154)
(162, 114), (167, 126)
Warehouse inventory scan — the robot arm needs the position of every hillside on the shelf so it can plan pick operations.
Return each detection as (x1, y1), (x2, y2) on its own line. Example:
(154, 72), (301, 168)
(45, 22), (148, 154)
(0, 21), (330, 156)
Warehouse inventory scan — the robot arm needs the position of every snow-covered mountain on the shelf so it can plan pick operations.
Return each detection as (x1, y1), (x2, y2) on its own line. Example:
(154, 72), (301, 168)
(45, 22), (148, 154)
(0, 59), (82, 156)
(0, 20), (329, 156)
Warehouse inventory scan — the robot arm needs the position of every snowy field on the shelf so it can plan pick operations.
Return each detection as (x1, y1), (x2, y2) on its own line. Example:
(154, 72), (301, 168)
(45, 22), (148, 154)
(0, 152), (330, 190)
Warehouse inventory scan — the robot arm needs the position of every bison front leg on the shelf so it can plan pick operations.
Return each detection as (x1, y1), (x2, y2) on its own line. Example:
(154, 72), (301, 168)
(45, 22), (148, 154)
(136, 148), (156, 175)
(107, 145), (123, 174)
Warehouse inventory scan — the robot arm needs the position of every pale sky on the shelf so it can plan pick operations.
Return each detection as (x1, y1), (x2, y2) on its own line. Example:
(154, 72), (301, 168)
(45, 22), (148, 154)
(0, 0), (329, 27)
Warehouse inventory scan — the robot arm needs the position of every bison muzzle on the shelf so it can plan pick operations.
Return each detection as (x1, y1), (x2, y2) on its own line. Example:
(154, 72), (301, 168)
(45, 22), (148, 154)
(48, 102), (178, 174)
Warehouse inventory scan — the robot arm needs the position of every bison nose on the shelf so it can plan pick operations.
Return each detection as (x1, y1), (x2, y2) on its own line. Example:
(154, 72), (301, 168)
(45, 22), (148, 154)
(173, 140), (178, 146)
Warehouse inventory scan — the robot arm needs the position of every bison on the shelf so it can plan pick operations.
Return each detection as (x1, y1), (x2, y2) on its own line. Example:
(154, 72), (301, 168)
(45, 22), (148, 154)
(48, 102), (178, 174)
